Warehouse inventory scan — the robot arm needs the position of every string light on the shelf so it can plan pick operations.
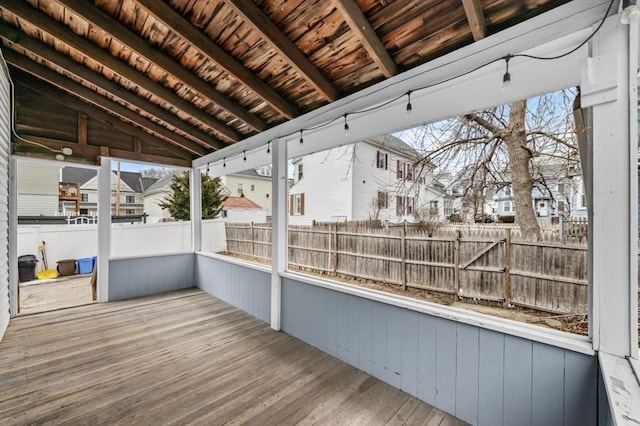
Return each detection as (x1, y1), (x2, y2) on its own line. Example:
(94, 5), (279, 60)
(267, 141), (271, 154)
(621, 0), (639, 23)
(405, 91), (413, 118)
(243, 150), (247, 161)
(299, 130), (304, 144)
(502, 54), (512, 92)
(223, 158), (226, 167)
(206, 163), (210, 174)
(343, 114), (350, 136)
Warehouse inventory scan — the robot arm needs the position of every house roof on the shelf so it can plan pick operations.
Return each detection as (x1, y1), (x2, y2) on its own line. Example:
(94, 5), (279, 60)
(231, 169), (271, 179)
(2, 0), (572, 166)
(62, 166), (159, 193)
(61, 167), (97, 186)
(144, 171), (183, 193)
(222, 196), (261, 209)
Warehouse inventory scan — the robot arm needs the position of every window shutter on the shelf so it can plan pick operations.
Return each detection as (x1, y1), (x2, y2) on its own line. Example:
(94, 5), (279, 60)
(397, 160), (401, 179)
(376, 151), (380, 168)
(385, 154), (388, 170)
(300, 193), (305, 215)
(289, 194), (293, 216)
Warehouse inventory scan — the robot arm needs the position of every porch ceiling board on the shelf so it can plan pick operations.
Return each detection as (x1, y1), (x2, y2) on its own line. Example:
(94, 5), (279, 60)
(0, 0), (572, 166)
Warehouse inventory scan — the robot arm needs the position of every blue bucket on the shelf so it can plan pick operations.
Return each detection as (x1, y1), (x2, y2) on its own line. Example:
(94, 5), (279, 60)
(78, 257), (94, 274)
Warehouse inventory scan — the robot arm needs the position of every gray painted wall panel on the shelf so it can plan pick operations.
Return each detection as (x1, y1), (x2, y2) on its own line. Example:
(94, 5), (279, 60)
(195, 255), (270, 323)
(455, 323), (479, 424)
(477, 329), (504, 426)
(280, 278), (597, 426)
(108, 253), (194, 301)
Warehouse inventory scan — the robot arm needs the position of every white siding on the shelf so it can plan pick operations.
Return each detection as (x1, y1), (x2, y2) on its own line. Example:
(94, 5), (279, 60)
(219, 174), (272, 215)
(17, 162), (60, 215)
(144, 190), (171, 222)
(0, 60), (10, 340)
(224, 208), (267, 223)
(288, 145), (354, 225)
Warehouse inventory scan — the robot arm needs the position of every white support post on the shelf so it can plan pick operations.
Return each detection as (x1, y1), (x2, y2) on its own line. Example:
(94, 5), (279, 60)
(582, 16), (638, 357)
(97, 157), (111, 303)
(190, 168), (202, 252)
(271, 140), (287, 331)
(8, 156), (17, 317)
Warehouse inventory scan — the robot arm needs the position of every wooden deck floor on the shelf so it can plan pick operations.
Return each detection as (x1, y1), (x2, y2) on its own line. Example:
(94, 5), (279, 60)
(0, 288), (466, 425)
(19, 275), (94, 315)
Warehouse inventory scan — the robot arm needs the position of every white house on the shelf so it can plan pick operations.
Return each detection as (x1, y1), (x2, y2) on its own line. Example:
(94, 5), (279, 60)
(16, 160), (60, 216)
(143, 172), (180, 222)
(288, 135), (434, 225)
(218, 167), (272, 217)
(221, 196), (267, 223)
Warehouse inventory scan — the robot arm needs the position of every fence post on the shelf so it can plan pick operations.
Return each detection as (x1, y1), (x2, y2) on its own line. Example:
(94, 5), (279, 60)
(250, 221), (255, 259)
(454, 230), (460, 297)
(503, 228), (511, 308)
(401, 226), (407, 291)
(333, 223), (339, 273)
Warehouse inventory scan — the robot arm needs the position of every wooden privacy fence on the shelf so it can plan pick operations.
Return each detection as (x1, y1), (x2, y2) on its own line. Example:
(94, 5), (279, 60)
(225, 223), (588, 315)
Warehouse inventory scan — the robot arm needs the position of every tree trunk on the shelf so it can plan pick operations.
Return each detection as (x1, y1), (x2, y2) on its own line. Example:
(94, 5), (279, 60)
(504, 100), (540, 237)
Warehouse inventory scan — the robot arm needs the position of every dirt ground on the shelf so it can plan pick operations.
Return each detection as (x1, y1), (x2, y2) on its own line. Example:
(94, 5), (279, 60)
(222, 253), (590, 337)
(19, 274), (95, 315)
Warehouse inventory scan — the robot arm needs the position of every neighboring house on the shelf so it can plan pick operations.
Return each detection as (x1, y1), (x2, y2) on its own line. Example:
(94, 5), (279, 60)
(221, 196), (267, 223)
(143, 171), (181, 222)
(218, 167), (272, 217)
(61, 166), (156, 216)
(17, 161), (61, 216)
(288, 135), (434, 225)
(423, 174), (464, 221)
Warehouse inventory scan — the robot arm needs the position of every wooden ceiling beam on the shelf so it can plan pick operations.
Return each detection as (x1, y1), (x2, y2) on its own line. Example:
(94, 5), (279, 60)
(333, 0), (397, 78)
(1, 27), (225, 151)
(224, 0), (338, 103)
(5, 55), (208, 157)
(13, 78), (193, 161)
(0, 1), (239, 144)
(461, 0), (488, 41)
(134, 0), (299, 119)
(57, 0), (267, 133)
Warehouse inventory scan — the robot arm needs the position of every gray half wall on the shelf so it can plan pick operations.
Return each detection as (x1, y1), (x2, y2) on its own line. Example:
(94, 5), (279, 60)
(281, 277), (597, 426)
(108, 253), (194, 301)
(194, 254), (270, 323)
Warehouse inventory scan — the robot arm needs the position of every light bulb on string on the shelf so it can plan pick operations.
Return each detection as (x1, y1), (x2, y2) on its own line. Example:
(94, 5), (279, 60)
(405, 91), (413, 119)
(502, 54), (512, 92)
(299, 130), (304, 144)
(206, 163), (210, 174)
(622, 0), (639, 23)
(267, 141), (271, 154)
(223, 158), (226, 168)
(343, 114), (350, 136)
(243, 150), (247, 161)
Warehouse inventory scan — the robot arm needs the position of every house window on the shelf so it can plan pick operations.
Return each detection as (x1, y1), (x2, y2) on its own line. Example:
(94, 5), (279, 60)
(396, 196), (405, 216)
(251, 184), (255, 191)
(396, 160), (403, 179)
(125, 209), (135, 215)
(377, 191), (388, 209)
(126, 195), (135, 204)
(406, 197), (415, 215)
(429, 200), (439, 215)
(504, 187), (511, 196)
(558, 200), (566, 212)
(503, 201), (514, 212)
(290, 193), (305, 215)
(405, 163), (413, 181)
(237, 183), (243, 194)
(297, 164), (303, 180)
(557, 182), (565, 194)
(81, 193), (88, 202)
(444, 200), (453, 216)
(376, 151), (388, 169)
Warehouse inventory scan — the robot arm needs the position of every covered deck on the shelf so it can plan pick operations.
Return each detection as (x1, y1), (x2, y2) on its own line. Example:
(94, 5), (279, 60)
(0, 288), (464, 425)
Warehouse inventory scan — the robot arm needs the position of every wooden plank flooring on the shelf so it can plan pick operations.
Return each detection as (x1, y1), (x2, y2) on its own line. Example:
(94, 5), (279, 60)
(19, 275), (94, 315)
(0, 288), (466, 425)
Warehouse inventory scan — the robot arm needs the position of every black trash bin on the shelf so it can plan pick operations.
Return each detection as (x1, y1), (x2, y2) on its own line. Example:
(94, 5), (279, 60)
(18, 254), (38, 283)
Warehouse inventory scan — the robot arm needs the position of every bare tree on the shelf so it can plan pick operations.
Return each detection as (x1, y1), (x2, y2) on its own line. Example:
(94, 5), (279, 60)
(407, 89), (578, 237)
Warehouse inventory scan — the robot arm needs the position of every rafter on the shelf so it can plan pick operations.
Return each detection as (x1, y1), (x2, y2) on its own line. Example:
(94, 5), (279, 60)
(56, 0), (267, 133)
(5, 53), (208, 156)
(224, 0), (338, 103)
(13, 78), (193, 161)
(0, 1), (240, 144)
(1, 27), (226, 151)
(333, 0), (397, 78)
(461, 0), (487, 41)
(134, 0), (299, 119)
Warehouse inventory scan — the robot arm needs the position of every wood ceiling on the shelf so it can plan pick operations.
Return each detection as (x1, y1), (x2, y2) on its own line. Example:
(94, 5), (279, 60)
(0, 0), (570, 166)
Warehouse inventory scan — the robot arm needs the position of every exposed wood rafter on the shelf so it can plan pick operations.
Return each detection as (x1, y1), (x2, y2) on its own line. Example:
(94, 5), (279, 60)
(224, 0), (338, 103)
(0, 1), (238, 145)
(333, 0), (397, 78)
(461, 0), (487, 41)
(57, 0), (267, 133)
(6, 53), (207, 156)
(134, 0), (299, 119)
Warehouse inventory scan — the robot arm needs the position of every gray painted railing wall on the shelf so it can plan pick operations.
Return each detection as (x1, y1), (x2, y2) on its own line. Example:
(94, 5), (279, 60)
(108, 253), (194, 301)
(195, 254), (270, 323)
(281, 278), (597, 426)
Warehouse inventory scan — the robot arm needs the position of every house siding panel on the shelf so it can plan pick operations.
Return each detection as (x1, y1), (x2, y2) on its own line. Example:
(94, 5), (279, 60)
(0, 60), (8, 341)
(16, 162), (60, 215)
(280, 277), (597, 426)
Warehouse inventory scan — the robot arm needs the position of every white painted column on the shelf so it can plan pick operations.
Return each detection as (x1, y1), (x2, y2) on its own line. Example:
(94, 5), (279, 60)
(190, 168), (202, 252)
(271, 140), (287, 331)
(97, 157), (111, 303)
(8, 156), (17, 317)
(582, 16), (638, 357)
